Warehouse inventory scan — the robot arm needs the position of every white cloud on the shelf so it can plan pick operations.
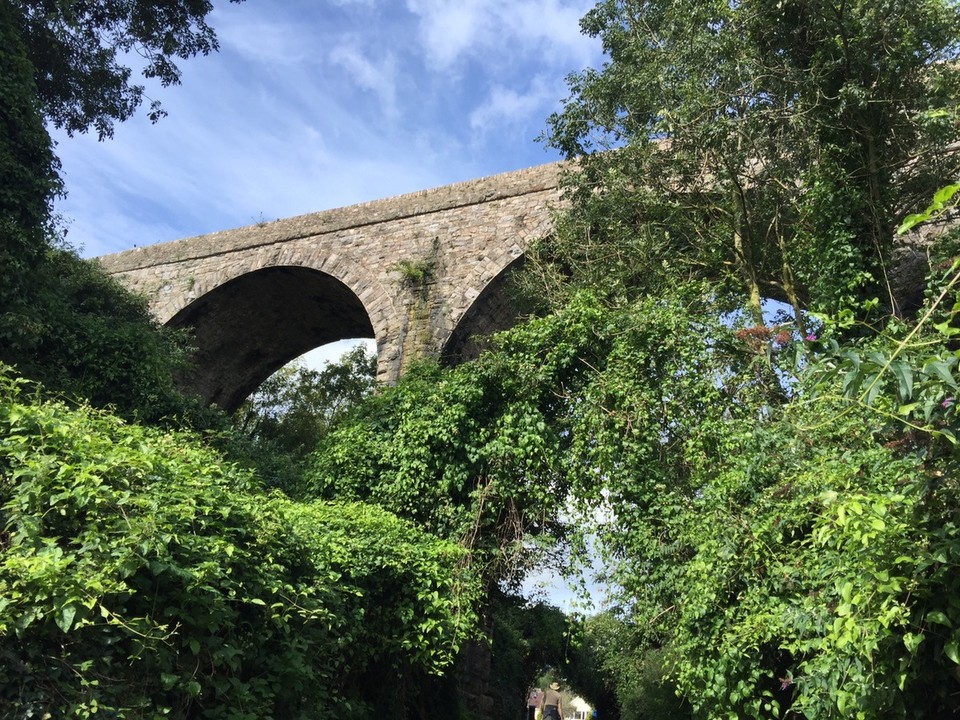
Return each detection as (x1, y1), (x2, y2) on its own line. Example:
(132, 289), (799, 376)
(512, 0), (597, 66)
(329, 43), (399, 118)
(404, 0), (486, 67)
(213, 14), (321, 68)
(469, 75), (562, 134)
(405, 0), (598, 70)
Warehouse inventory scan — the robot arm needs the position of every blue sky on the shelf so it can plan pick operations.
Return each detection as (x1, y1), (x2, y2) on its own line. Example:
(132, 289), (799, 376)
(56, 0), (603, 260)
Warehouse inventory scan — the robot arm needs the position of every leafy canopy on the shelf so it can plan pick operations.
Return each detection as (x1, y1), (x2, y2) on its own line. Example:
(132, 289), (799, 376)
(1, 0), (252, 426)
(534, 0), (960, 320)
(12, 0), (245, 139)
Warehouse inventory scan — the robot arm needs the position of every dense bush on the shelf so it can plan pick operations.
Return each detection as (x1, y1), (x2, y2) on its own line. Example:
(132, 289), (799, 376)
(0, 368), (478, 718)
(0, 248), (208, 424)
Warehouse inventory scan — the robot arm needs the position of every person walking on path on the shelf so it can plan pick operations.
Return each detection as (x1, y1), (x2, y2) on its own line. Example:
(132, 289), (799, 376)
(542, 682), (563, 720)
(527, 688), (542, 720)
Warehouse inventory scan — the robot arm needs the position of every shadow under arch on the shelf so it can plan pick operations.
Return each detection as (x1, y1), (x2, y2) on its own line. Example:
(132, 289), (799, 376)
(442, 255), (530, 365)
(168, 266), (374, 413)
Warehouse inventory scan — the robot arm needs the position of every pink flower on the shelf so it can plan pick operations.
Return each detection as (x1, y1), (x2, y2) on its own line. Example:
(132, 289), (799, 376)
(805, 333), (817, 342)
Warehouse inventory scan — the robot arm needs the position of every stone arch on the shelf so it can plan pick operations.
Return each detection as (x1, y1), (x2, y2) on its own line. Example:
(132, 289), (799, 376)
(441, 255), (529, 364)
(168, 265), (375, 413)
(96, 163), (565, 392)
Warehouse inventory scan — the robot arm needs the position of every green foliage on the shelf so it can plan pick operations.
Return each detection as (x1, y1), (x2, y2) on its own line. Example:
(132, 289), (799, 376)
(305, 258), (960, 717)
(307, 293), (644, 582)
(304, 286), (780, 714)
(0, 247), (212, 427)
(0, 0), (62, 332)
(533, 0), (960, 319)
(631, 356), (960, 720)
(496, 282), (960, 717)
(305, 286), (790, 712)
(489, 595), (575, 720)
(518, 10), (960, 709)
(803, 254), (960, 438)
(569, 613), (688, 720)
(560, 612), (634, 720)
(0, 0), (59, 226)
(495, 294), (956, 717)
(394, 257), (436, 288)
(2, 0), (246, 430)
(0, 367), (479, 718)
(233, 345), (376, 491)
(5, 1), (960, 718)
(899, 183), (960, 235)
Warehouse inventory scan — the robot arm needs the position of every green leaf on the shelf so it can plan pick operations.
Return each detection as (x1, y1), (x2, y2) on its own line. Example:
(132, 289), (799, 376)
(891, 361), (913, 402)
(897, 402), (918, 416)
(897, 213), (926, 235)
(864, 375), (882, 407)
(926, 359), (958, 386)
(903, 632), (924, 654)
(56, 604), (77, 633)
(933, 321), (960, 339)
(933, 183), (960, 206)
(945, 639), (960, 665)
(843, 366), (864, 397)
(927, 610), (952, 627)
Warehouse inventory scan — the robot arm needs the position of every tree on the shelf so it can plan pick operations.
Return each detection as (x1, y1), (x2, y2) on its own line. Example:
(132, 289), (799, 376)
(2, 248), (206, 422)
(522, 6), (960, 712)
(11, 0), (244, 139)
(534, 0), (960, 321)
(235, 345), (377, 457)
(298, 253), (960, 716)
(3, 0), (244, 320)
(231, 345), (377, 492)
(0, 0), (63, 342)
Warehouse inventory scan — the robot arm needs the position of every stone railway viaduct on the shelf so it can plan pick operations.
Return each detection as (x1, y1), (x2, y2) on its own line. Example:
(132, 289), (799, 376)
(97, 162), (564, 412)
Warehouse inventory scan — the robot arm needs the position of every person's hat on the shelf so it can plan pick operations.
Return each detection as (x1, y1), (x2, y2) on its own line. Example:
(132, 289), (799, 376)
(550, 682), (561, 690)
